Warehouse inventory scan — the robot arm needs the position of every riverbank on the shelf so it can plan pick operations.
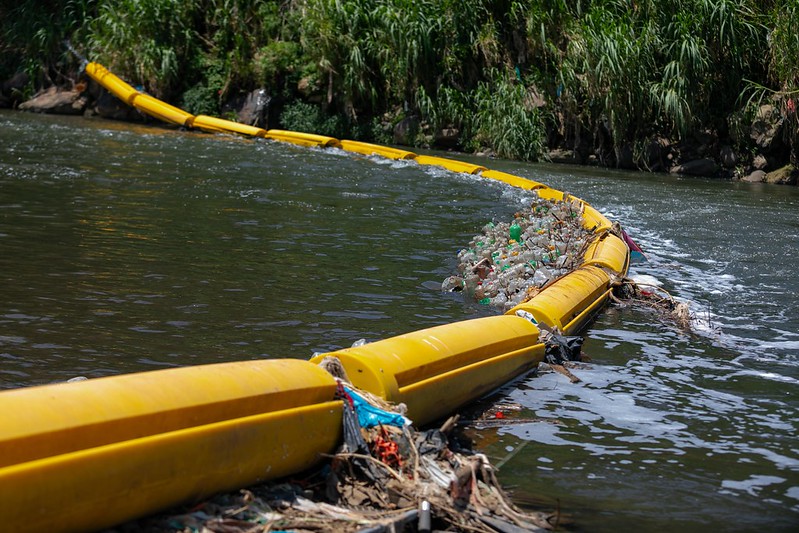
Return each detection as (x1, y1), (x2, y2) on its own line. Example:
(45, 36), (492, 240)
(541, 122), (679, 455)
(2, 1), (797, 186)
(8, 78), (797, 186)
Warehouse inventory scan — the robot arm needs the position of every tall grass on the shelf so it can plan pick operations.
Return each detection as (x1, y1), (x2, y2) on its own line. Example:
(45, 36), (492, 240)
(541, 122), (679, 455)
(1, 0), (97, 88)
(2, 0), (790, 165)
(87, 0), (198, 99)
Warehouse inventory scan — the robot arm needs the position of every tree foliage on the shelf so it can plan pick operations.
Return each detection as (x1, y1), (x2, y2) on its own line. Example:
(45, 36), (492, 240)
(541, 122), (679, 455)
(2, 0), (795, 163)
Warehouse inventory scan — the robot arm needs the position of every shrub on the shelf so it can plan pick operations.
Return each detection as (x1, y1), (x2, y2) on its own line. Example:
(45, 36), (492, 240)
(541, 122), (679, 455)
(181, 83), (219, 116)
(279, 101), (344, 138)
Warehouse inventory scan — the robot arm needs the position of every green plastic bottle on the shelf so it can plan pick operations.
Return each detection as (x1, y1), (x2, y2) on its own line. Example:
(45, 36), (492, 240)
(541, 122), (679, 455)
(509, 223), (522, 243)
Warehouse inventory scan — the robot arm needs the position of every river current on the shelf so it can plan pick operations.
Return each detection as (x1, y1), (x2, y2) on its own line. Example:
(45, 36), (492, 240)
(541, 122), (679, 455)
(1, 110), (797, 531)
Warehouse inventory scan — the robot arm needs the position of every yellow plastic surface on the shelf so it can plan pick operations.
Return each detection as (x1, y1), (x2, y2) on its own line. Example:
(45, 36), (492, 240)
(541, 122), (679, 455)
(534, 187), (567, 202)
(583, 232), (629, 275)
(265, 129), (342, 148)
(339, 140), (416, 160)
(131, 93), (194, 126)
(0, 359), (337, 468)
(413, 155), (487, 175)
(582, 204), (613, 233)
(480, 169), (546, 190)
(191, 115), (267, 137)
(84, 62), (139, 106)
(312, 315), (543, 425)
(0, 401), (341, 533)
(507, 265), (613, 334)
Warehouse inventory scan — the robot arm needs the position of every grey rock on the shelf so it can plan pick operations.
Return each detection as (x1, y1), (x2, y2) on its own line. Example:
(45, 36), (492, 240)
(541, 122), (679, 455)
(236, 88), (271, 128)
(669, 158), (718, 177)
(94, 88), (143, 121)
(18, 86), (86, 115)
(393, 116), (419, 146)
(434, 127), (460, 148)
(719, 145), (737, 168)
(741, 170), (766, 182)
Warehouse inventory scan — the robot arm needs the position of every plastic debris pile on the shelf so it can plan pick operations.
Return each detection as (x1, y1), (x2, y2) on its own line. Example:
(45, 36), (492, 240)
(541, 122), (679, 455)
(108, 368), (558, 533)
(613, 279), (703, 332)
(443, 193), (594, 311)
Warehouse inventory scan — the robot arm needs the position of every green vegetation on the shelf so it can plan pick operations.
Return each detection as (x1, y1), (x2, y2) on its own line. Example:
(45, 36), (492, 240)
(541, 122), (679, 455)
(2, 0), (797, 169)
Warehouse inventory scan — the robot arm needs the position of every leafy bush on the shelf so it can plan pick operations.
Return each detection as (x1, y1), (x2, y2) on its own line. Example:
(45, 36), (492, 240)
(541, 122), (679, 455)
(279, 101), (344, 138)
(181, 83), (219, 116)
(471, 73), (546, 161)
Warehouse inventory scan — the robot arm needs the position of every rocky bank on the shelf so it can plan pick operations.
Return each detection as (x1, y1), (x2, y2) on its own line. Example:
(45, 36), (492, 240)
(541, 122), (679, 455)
(3, 72), (796, 186)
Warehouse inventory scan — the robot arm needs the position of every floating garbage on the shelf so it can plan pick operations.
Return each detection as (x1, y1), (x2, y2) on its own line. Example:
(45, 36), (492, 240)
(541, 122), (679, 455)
(444, 193), (594, 311)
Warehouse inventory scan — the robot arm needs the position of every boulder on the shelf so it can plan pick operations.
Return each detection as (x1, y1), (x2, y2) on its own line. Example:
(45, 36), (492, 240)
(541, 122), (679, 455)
(1, 71), (30, 107)
(719, 145), (737, 168)
(18, 86), (87, 115)
(393, 116), (419, 146)
(669, 157), (718, 177)
(93, 88), (143, 121)
(548, 149), (580, 165)
(765, 165), (797, 185)
(751, 104), (785, 153)
(741, 170), (766, 183)
(434, 127), (460, 149)
(236, 88), (271, 128)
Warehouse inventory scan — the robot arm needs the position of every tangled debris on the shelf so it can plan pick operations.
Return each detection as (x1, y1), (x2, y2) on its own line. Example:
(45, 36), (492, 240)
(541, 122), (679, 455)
(443, 194), (593, 311)
(612, 279), (694, 330)
(107, 363), (559, 533)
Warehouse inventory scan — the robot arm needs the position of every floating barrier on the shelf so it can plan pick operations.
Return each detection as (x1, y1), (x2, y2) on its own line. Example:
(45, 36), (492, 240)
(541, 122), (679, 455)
(506, 265), (613, 334)
(582, 203), (614, 233)
(84, 62), (138, 106)
(264, 129), (342, 148)
(0, 360), (342, 533)
(583, 232), (630, 274)
(0, 60), (632, 531)
(130, 93), (194, 127)
(312, 315), (544, 426)
(414, 154), (487, 174)
(480, 169), (547, 190)
(191, 115), (267, 137)
(339, 139), (416, 160)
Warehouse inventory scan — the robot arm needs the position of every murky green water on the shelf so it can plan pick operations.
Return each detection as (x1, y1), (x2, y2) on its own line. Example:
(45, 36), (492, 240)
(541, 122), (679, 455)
(1, 110), (797, 531)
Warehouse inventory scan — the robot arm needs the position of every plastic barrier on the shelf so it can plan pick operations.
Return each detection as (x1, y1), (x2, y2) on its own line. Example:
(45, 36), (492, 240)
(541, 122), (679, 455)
(480, 169), (547, 190)
(312, 315), (544, 426)
(0, 360), (342, 532)
(583, 232), (629, 275)
(582, 203), (614, 233)
(84, 62), (139, 106)
(534, 187), (567, 202)
(506, 265), (613, 334)
(340, 140), (416, 160)
(264, 129), (342, 148)
(191, 115), (267, 137)
(413, 155), (487, 175)
(130, 93), (194, 127)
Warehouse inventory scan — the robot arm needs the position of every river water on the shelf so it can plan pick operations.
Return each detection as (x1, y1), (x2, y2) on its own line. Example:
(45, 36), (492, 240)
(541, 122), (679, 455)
(1, 110), (797, 531)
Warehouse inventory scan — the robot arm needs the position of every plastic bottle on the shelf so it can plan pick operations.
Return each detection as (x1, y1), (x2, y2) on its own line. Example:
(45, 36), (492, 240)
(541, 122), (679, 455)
(509, 223), (522, 243)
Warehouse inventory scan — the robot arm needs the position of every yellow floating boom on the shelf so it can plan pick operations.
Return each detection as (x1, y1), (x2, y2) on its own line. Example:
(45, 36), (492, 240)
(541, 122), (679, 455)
(0, 360), (342, 533)
(0, 60), (634, 532)
(339, 139), (417, 160)
(313, 315), (544, 426)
